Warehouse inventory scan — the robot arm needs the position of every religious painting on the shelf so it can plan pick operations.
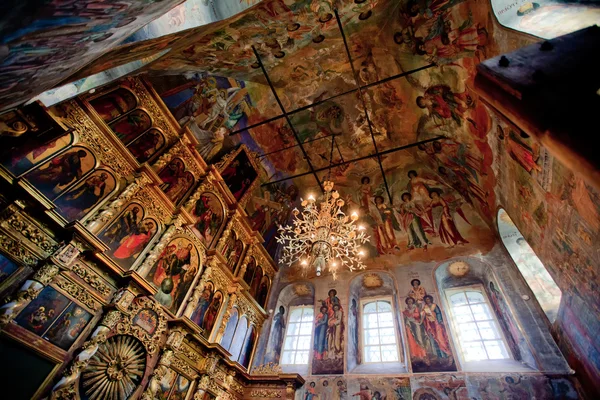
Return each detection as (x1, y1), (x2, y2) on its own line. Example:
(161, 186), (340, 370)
(249, 266), (263, 300)
(246, 183), (299, 259)
(411, 374), (467, 400)
(127, 129), (166, 164)
(1, 132), (74, 177)
(264, 305), (285, 364)
(146, 237), (201, 314)
(169, 375), (191, 400)
(98, 203), (159, 270)
(14, 286), (70, 336)
(159, 158), (195, 205)
(190, 282), (224, 338)
(402, 280), (456, 373)
(242, 257), (257, 286)
(0, 254), (19, 285)
(220, 307), (239, 351)
(256, 275), (270, 309)
(312, 289), (345, 375)
(54, 169), (117, 221)
(239, 325), (256, 369)
(219, 149), (258, 203)
(24, 146), (96, 199)
(108, 109), (152, 145)
(132, 308), (159, 335)
(224, 234), (244, 273)
(43, 303), (92, 350)
(89, 88), (137, 123)
(189, 192), (225, 248)
(156, 367), (178, 399)
(229, 316), (249, 362)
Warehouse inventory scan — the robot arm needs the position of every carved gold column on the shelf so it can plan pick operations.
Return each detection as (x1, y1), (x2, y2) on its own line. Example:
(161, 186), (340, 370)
(85, 174), (149, 233)
(0, 262), (59, 326)
(214, 285), (240, 343)
(183, 261), (215, 318)
(135, 219), (182, 277)
(141, 349), (175, 400)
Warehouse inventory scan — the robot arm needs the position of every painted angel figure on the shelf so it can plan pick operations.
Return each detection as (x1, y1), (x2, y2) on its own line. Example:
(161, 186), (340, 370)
(424, 189), (470, 247)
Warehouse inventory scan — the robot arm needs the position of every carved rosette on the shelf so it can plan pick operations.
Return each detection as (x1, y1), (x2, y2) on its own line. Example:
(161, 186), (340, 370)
(84, 174), (149, 233)
(0, 263), (59, 326)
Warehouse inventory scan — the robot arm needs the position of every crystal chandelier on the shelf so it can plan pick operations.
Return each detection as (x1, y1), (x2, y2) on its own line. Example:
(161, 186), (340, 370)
(277, 180), (370, 278)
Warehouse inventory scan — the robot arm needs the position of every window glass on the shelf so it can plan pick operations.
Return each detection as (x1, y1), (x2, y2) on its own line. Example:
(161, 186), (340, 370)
(362, 300), (399, 363)
(447, 288), (510, 362)
(281, 306), (313, 365)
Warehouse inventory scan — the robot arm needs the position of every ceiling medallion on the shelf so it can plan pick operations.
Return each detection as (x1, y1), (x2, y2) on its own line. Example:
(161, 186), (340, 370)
(359, 10), (373, 20)
(313, 34), (325, 44)
(448, 261), (470, 277)
(277, 181), (370, 278)
(319, 13), (333, 23)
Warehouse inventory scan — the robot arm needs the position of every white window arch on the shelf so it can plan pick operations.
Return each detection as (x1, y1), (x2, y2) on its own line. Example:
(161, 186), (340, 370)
(280, 306), (313, 365)
(361, 298), (400, 363)
(498, 208), (561, 322)
(446, 286), (511, 362)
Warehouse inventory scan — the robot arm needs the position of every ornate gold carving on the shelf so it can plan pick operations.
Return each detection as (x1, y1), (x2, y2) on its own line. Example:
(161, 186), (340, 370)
(251, 363), (283, 375)
(1, 205), (58, 254)
(84, 174), (150, 233)
(178, 342), (202, 364)
(130, 185), (174, 224)
(0, 279), (44, 326)
(117, 296), (168, 355)
(100, 310), (122, 329)
(55, 276), (100, 310)
(33, 263), (60, 285)
(70, 261), (111, 296)
(182, 172), (220, 212)
(53, 242), (81, 267)
(249, 389), (282, 398)
(170, 355), (197, 378)
(111, 288), (135, 311)
(78, 335), (147, 400)
(152, 140), (205, 179)
(51, 325), (111, 400)
(60, 100), (136, 175)
(0, 231), (38, 267)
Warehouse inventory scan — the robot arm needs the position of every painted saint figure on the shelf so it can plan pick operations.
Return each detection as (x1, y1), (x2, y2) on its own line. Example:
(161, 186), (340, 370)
(422, 295), (452, 359)
(403, 297), (429, 359)
(426, 189), (468, 247)
(56, 171), (110, 220)
(313, 305), (329, 360)
(372, 195), (400, 254)
(408, 279), (427, 307)
(26, 149), (88, 197)
(265, 306), (285, 364)
(398, 192), (430, 250)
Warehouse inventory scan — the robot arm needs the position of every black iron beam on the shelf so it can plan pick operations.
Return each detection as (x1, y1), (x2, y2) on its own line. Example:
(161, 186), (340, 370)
(261, 136), (444, 187)
(228, 63), (434, 136)
(251, 46), (323, 192)
(334, 9), (393, 204)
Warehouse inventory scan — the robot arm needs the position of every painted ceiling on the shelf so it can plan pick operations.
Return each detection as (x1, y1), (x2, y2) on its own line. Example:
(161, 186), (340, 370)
(4, 0), (597, 273)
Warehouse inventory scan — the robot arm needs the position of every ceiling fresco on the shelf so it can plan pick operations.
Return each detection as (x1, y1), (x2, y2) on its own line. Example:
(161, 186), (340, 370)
(0, 0), (188, 111)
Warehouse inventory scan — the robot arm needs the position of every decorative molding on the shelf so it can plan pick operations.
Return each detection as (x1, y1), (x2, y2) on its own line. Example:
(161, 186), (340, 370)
(61, 100), (136, 175)
(116, 296), (168, 355)
(0, 231), (38, 267)
(171, 354), (197, 378)
(0, 204), (58, 255)
(251, 363), (283, 375)
(249, 389), (282, 398)
(151, 140), (205, 179)
(70, 261), (112, 297)
(54, 275), (100, 311)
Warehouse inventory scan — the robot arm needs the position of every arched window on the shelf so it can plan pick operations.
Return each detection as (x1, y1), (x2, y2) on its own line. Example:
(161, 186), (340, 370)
(280, 306), (314, 366)
(361, 299), (400, 363)
(446, 286), (511, 362)
(498, 208), (561, 322)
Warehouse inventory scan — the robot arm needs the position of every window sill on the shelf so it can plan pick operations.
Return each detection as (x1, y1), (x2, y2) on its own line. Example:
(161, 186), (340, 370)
(280, 364), (309, 375)
(349, 361), (408, 374)
(460, 359), (535, 372)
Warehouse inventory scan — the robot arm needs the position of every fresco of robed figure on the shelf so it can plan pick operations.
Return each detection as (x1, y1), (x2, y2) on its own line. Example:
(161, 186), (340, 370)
(54, 169), (116, 221)
(312, 289), (344, 375)
(190, 282), (224, 338)
(146, 237), (200, 314)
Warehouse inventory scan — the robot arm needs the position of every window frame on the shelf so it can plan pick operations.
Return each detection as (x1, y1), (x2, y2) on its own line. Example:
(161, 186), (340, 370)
(279, 305), (314, 366)
(445, 284), (513, 363)
(359, 296), (401, 364)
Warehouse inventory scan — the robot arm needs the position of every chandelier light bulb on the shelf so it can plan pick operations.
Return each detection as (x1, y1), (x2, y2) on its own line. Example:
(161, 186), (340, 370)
(358, 250), (365, 257)
(301, 259), (308, 266)
(308, 194), (316, 202)
(358, 224), (365, 231)
(350, 211), (359, 221)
